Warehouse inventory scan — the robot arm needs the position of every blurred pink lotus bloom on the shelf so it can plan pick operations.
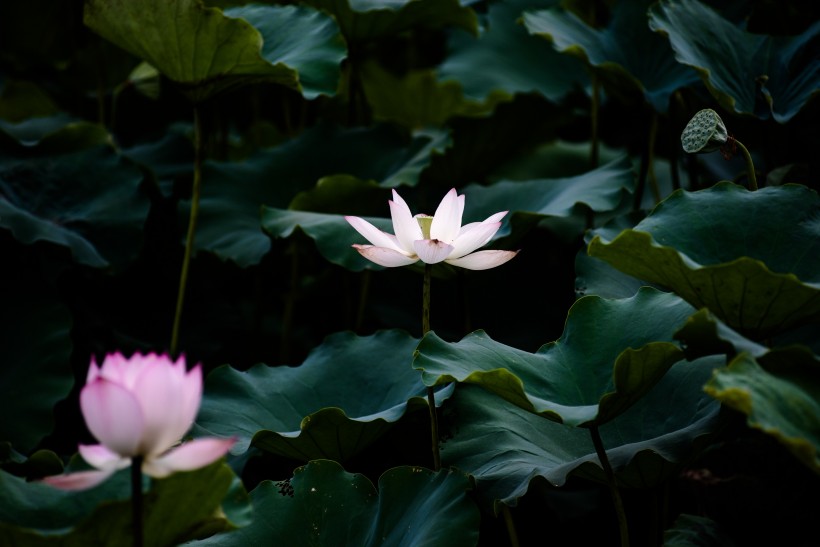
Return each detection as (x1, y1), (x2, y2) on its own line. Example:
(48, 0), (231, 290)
(43, 352), (235, 490)
(345, 188), (518, 270)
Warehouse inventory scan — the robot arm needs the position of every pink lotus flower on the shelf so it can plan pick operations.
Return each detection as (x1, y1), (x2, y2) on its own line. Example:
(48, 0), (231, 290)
(345, 188), (518, 270)
(43, 352), (235, 491)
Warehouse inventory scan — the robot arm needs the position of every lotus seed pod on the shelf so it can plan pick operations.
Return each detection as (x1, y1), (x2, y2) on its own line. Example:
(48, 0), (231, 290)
(681, 108), (728, 154)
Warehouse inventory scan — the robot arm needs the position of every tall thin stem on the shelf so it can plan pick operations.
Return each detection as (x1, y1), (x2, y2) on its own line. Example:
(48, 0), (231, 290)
(131, 456), (144, 547)
(423, 264), (441, 470)
(500, 504), (520, 547)
(734, 139), (758, 190)
(590, 425), (629, 547)
(647, 111), (661, 204)
(590, 72), (600, 168)
(170, 106), (203, 356)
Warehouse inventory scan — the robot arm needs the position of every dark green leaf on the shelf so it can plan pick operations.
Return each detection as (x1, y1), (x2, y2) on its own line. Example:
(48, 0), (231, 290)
(0, 288), (72, 454)
(649, 0), (820, 122)
(196, 330), (454, 461)
(193, 460), (479, 546)
(414, 287), (695, 427)
(438, 0), (587, 106)
(588, 183), (820, 338)
(524, 0), (699, 112)
(0, 145), (149, 270)
(442, 356), (721, 507)
(663, 513), (736, 546)
(705, 350), (820, 474)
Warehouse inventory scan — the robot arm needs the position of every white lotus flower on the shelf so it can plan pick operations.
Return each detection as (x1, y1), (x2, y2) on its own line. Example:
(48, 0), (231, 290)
(345, 188), (518, 270)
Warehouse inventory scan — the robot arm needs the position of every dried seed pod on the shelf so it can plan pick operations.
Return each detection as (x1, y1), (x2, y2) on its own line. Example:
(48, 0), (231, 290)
(681, 108), (728, 154)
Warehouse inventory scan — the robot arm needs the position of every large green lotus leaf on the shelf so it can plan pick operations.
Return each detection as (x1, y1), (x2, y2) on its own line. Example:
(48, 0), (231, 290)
(442, 356), (722, 507)
(0, 288), (72, 454)
(523, 0), (699, 112)
(663, 513), (736, 547)
(0, 115), (110, 154)
(648, 0), (820, 122)
(189, 124), (448, 266)
(262, 206), (394, 272)
(194, 460), (478, 546)
(0, 462), (248, 545)
(587, 183), (820, 338)
(437, 0), (587, 106)
(360, 62), (491, 128)
(222, 4), (346, 99)
(414, 287), (695, 427)
(0, 145), (149, 270)
(674, 309), (768, 361)
(462, 154), (635, 242)
(705, 350), (820, 474)
(196, 330), (454, 461)
(299, 0), (477, 43)
(84, 0), (345, 102)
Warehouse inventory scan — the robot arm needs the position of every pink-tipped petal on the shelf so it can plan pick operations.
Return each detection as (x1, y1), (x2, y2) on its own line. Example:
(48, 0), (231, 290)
(430, 189), (464, 243)
(345, 216), (404, 253)
(389, 196), (423, 253)
(142, 437), (236, 479)
(449, 221), (501, 259)
(413, 239), (455, 264)
(80, 379), (144, 457)
(177, 364), (203, 441)
(446, 249), (518, 270)
(79, 444), (130, 472)
(353, 245), (419, 267)
(41, 469), (116, 491)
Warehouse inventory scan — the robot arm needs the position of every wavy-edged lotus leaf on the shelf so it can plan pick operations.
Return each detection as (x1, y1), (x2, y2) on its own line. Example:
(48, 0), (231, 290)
(360, 62), (491, 128)
(523, 0), (700, 112)
(84, 0), (346, 102)
(196, 330), (454, 460)
(414, 287), (695, 427)
(649, 0), (820, 122)
(0, 288), (72, 454)
(462, 154), (636, 242)
(188, 124), (449, 266)
(442, 356), (722, 507)
(222, 4), (346, 99)
(0, 462), (248, 546)
(674, 309), (768, 361)
(0, 115), (110, 154)
(0, 145), (149, 270)
(705, 350), (820, 474)
(437, 0), (587, 107)
(193, 460), (479, 546)
(663, 513), (736, 547)
(262, 206), (394, 272)
(587, 183), (820, 338)
(300, 0), (477, 43)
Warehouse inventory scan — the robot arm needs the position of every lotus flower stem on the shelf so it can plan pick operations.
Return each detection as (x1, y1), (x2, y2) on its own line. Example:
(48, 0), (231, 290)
(171, 106), (203, 356)
(131, 456), (144, 547)
(500, 504), (520, 547)
(423, 263), (442, 471)
(734, 139), (758, 190)
(590, 425), (629, 547)
(590, 73), (600, 168)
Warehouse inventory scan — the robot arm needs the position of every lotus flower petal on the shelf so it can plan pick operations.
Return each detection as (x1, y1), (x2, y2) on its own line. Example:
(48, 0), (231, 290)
(449, 221), (503, 259)
(414, 239), (456, 264)
(345, 216), (405, 253)
(446, 249), (519, 270)
(353, 244), (419, 267)
(133, 358), (190, 454)
(430, 189), (464, 243)
(390, 190), (423, 252)
(142, 438), (236, 478)
(80, 379), (144, 457)
(41, 469), (116, 491)
(78, 444), (130, 471)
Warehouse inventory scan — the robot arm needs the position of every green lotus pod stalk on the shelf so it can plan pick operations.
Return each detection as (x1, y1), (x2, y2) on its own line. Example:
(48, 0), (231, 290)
(681, 108), (727, 154)
(681, 108), (758, 190)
